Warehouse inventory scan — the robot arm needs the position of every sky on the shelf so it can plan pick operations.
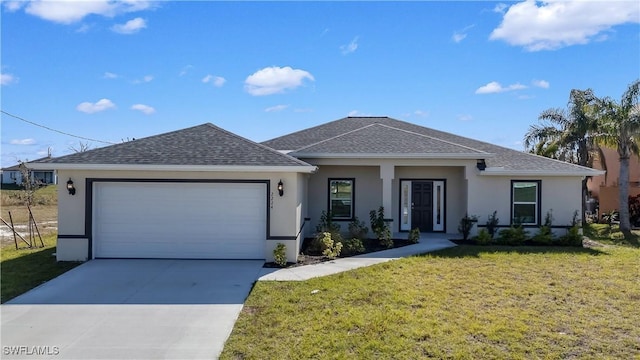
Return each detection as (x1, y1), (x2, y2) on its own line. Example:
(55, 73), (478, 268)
(1, 0), (639, 168)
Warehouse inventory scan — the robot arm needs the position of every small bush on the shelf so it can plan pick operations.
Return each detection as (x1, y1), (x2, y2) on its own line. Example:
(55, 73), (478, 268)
(458, 213), (478, 241)
(370, 206), (392, 248)
(341, 237), (365, 256)
(348, 218), (368, 240)
(273, 243), (287, 267)
(316, 210), (341, 233)
(320, 232), (343, 258)
(532, 210), (555, 245)
(408, 228), (420, 244)
(475, 228), (493, 245)
(485, 211), (499, 238)
(558, 225), (583, 246)
(309, 230), (343, 254)
(497, 225), (528, 246)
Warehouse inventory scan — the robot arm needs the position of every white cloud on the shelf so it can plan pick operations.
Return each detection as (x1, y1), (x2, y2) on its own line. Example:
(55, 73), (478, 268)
(532, 79), (550, 89)
(264, 105), (289, 112)
(10, 138), (36, 145)
(23, 0), (154, 24)
(202, 75), (226, 87)
(458, 114), (473, 122)
(75, 23), (91, 33)
(3, 1), (24, 12)
(475, 81), (527, 94)
(452, 25), (475, 43)
(111, 17), (146, 34)
(131, 103), (155, 115)
(132, 75), (153, 84)
(103, 72), (119, 79)
(76, 98), (116, 114)
(493, 3), (507, 14)
(490, 1), (640, 51)
(244, 66), (314, 96)
(179, 65), (194, 76)
(340, 36), (359, 55)
(0, 73), (17, 86)
(413, 110), (429, 117)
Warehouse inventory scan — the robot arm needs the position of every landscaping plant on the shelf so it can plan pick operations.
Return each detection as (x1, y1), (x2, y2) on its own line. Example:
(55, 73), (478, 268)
(320, 232), (342, 258)
(475, 228), (493, 245)
(273, 243), (287, 267)
(348, 217), (368, 240)
(458, 213), (478, 241)
(485, 211), (499, 238)
(370, 206), (392, 248)
(341, 238), (365, 256)
(408, 227), (420, 244)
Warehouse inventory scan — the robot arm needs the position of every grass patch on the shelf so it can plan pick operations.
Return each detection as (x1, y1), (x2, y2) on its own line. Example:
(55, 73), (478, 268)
(221, 245), (640, 359)
(1, 235), (80, 303)
(1, 184), (58, 206)
(584, 223), (640, 247)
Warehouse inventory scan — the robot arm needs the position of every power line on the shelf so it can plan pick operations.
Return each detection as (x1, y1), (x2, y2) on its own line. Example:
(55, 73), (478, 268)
(1, 110), (116, 145)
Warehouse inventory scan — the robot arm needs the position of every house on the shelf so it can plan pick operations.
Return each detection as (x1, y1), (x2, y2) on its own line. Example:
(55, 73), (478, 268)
(1, 157), (57, 186)
(586, 146), (640, 219)
(29, 117), (603, 262)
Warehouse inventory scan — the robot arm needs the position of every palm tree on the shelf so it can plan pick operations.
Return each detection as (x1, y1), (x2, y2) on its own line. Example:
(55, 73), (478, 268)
(593, 80), (640, 236)
(524, 89), (598, 221)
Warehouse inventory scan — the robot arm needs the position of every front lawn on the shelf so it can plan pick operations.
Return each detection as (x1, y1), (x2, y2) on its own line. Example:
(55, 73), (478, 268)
(221, 245), (640, 359)
(1, 235), (81, 303)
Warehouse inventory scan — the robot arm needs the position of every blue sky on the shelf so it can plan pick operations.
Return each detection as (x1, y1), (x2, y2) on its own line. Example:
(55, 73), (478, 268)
(2, 1), (639, 167)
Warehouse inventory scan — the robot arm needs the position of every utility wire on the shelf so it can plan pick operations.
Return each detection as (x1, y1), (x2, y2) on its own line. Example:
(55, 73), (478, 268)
(1, 110), (116, 145)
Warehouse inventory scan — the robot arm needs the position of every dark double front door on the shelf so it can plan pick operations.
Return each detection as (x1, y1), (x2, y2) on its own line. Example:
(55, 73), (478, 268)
(411, 181), (433, 232)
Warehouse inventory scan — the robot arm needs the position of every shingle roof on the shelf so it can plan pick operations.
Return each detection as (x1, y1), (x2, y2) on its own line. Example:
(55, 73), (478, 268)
(291, 123), (489, 156)
(2, 157), (55, 171)
(45, 123), (311, 167)
(263, 116), (602, 174)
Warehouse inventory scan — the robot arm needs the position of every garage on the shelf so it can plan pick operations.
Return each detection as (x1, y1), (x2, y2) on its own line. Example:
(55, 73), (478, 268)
(92, 181), (267, 259)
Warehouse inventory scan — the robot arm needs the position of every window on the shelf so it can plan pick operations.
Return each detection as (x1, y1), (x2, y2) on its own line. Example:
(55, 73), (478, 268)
(329, 179), (354, 219)
(512, 181), (540, 225)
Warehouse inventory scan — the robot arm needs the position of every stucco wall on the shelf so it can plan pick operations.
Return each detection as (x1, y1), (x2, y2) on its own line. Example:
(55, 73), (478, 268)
(468, 175), (582, 235)
(56, 169), (305, 262)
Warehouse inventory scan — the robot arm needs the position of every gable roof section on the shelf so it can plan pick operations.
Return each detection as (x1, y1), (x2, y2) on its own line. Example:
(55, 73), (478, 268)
(2, 157), (55, 171)
(290, 123), (491, 159)
(263, 116), (603, 176)
(31, 123), (315, 172)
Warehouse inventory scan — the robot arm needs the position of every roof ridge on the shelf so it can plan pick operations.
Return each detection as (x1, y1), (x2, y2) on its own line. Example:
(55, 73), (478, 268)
(202, 123), (312, 166)
(291, 123), (380, 152)
(374, 123), (490, 154)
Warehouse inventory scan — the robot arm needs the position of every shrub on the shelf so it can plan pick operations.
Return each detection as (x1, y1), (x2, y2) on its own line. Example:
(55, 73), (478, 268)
(320, 232), (343, 258)
(532, 210), (555, 245)
(497, 225), (528, 246)
(629, 194), (640, 226)
(558, 225), (583, 246)
(341, 237), (365, 256)
(475, 228), (493, 245)
(308, 230), (343, 254)
(316, 210), (341, 233)
(273, 243), (287, 267)
(485, 211), (499, 238)
(408, 228), (420, 244)
(458, 213), (478, 241)
(370, 206), (392, 248)
(348, 217), (368, 240)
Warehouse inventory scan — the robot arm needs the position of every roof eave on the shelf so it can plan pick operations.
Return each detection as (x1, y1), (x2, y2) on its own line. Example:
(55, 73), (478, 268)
(27, 163), (318, 173)
(290, 152), (494, 159)
(479, 168), (605, 177)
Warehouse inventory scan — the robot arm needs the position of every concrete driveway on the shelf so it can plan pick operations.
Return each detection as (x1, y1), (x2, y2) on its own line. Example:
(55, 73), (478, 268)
(1, 259), (264, 359)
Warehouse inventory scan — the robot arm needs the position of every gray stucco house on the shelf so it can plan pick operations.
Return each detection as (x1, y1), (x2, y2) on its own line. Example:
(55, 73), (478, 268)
(30, 116), (603, 262)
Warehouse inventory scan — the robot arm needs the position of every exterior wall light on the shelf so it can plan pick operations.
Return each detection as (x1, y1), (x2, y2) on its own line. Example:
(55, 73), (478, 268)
(277, 180), (284, 197)
(66, 178), (76, 195)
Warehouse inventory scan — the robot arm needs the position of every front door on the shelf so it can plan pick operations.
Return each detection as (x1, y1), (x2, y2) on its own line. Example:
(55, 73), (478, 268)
(412, 182), (433, 232)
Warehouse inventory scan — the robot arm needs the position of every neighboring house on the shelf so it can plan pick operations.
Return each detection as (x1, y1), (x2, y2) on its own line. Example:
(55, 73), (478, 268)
(30, 117), (603, 262)
(1, 157), (57, 185)
(586, 146), (640, 218)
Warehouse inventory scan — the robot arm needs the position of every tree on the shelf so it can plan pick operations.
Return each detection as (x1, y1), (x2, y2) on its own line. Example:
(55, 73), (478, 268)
(524, 89), (599, 222)
(69, 141), (91, 153)
(593, 79), (640, 236)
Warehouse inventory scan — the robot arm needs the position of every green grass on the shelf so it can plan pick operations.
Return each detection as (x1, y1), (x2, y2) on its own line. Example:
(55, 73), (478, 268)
(584, 223), (640, 247)
(221, 245), (640, 359)
(1, 184), (57, 206)
(1, 234), (81, 303)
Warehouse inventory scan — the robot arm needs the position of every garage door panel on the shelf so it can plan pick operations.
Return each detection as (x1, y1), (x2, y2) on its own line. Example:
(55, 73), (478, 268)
(93, 182), (266, 259)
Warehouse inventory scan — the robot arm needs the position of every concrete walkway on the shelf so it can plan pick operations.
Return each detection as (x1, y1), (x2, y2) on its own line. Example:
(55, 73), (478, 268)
(258, 234), (456, 281)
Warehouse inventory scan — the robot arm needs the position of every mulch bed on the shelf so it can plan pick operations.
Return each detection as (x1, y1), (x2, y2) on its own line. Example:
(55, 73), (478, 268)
(263, 238), (413, 268)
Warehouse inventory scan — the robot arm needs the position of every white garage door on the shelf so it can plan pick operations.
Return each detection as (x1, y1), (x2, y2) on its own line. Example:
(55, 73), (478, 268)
(93, 182), (266, 259)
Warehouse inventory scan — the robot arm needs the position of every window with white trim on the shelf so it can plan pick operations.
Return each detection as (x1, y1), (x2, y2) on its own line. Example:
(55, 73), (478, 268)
(329, 179), (354, 219)
(512, 181), (540, 225)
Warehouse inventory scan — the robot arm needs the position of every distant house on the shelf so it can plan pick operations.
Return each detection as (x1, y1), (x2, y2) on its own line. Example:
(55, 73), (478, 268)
(30, 117), (603, 262)
(1, 157), (58, 186)
(587, 147), (640, 218)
